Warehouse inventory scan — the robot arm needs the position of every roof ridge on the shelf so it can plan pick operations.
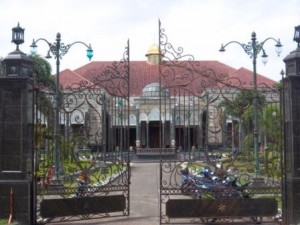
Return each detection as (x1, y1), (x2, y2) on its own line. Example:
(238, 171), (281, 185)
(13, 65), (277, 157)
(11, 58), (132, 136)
(236, 67), (273, 81)
(70, 70), (92, 83)
(60, 61), (275, 95)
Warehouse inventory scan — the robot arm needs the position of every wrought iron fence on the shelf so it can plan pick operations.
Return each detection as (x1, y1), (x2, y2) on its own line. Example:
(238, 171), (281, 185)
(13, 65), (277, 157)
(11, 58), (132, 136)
(158, 20), (282, 224)
(34, 41), (131, 224)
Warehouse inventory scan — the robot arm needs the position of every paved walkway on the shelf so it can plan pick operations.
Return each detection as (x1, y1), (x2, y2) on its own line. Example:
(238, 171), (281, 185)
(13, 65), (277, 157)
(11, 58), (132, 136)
(51, 162), (160, 225)
(48, 161), (280, 225)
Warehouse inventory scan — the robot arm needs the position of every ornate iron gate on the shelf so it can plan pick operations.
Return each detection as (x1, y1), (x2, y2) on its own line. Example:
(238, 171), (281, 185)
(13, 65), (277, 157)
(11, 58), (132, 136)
(158, 21), (282, 224)
(34, 42), (131, 224)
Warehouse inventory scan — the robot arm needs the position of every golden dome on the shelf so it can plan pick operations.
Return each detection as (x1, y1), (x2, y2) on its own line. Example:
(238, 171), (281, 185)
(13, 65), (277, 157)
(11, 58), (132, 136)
(145, 44), (162, 65)
(145, 44), (160, 56)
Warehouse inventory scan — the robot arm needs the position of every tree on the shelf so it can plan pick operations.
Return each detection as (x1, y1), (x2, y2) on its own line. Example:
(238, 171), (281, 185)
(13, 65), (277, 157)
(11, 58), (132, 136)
(219, 88), (282, 177)
(219, 89), (265, 152)
(31, 55), (56, 178)
(260, 103), (281, 177)
(30, 54), (55, 90)
(220, 89), (265, 119)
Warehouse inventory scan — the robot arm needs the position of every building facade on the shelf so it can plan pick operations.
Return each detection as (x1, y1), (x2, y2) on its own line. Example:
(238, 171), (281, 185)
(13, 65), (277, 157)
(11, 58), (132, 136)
(55, 45), (275, 154)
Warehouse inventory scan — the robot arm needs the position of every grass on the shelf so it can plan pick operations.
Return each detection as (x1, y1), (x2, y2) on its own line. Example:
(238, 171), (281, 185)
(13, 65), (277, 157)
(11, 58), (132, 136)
(0, 219), (19, 225)
(62, 162), (126, 188)
(0, 221), (20, 225)
(36, 154), (128, 190)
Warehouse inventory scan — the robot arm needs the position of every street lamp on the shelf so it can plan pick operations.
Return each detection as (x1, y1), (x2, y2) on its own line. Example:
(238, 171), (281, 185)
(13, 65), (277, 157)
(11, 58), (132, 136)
(294, 25), (300, 47)
(219, 32), (282, 176)
(30, 33), (93, 181)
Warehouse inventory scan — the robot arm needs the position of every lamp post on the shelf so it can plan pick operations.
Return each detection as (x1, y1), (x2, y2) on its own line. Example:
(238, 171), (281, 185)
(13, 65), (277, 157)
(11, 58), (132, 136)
(219, 32), (282, 176)
(30, 33), (93, 181)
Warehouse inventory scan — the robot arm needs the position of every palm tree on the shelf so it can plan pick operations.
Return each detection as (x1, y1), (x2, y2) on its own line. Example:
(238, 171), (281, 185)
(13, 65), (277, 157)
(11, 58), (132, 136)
(219, 89), (266, 165)
(220, 87), (282, 177)
(260, 103), (281, 177)
(220, 89), (265, 118)
(30, 54), (55, 90)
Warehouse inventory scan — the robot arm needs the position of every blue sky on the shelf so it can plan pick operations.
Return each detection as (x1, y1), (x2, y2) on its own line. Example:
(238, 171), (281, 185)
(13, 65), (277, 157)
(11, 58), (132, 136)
(0, 0), (299, 81)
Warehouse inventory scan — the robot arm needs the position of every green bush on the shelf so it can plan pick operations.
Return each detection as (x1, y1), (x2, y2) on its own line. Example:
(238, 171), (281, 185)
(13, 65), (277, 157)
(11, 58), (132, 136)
(0, 219), (9, 225)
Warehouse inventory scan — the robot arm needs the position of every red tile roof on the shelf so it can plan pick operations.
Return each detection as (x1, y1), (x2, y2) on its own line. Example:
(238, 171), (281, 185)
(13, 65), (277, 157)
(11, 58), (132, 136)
(59, 69), (92, 89)
(230, 67), (275, 88)
(59, 61), (275, 96)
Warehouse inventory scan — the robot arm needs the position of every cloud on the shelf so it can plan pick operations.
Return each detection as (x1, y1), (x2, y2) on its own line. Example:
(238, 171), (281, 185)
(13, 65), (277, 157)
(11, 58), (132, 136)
(0, 0), (299, 81)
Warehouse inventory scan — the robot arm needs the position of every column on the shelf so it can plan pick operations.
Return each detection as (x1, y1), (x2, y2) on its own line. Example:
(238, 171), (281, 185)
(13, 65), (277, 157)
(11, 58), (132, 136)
(162, 120), (165, 148)
(0, 47), (34, 224)
(282, 28), (300, 225)
(135, 108), (140, 148)
(171, 108), (175, 148)
(146, 121), (149, 148)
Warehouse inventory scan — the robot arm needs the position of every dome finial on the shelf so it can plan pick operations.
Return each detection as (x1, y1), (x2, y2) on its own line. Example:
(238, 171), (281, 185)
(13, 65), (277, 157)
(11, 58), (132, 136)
(145, 44), (162, 65)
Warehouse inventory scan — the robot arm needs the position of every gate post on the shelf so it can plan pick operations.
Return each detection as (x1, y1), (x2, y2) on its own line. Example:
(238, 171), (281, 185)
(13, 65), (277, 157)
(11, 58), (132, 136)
(0, 23), (34, 225)
(283, 25), (300, 225)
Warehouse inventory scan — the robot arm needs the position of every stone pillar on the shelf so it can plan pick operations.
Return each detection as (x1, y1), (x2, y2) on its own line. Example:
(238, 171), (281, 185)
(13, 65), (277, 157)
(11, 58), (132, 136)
(0, 48), (34, 225)
(170, 108), (175, 145)
(282, 25), (300, 225)
(0, 24), (34, 225)
(198, 111), (204, 149)
(136, 108), (140, 148)
(146, 121), (149, 148)
(162, 120), (165, 147)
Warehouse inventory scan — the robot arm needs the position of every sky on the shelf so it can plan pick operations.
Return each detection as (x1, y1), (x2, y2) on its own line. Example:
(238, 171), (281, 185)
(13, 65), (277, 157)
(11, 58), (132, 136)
(0, 0), (299, 81)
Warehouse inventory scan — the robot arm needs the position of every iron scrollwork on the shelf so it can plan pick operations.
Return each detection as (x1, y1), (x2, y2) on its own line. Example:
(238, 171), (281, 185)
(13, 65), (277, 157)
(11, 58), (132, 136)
(158, 21), (282, 224)
(35, 41), (130, 223)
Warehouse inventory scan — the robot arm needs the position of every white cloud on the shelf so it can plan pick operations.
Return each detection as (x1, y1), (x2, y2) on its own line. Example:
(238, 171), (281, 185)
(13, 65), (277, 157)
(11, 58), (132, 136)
(0, 0), (299, 81)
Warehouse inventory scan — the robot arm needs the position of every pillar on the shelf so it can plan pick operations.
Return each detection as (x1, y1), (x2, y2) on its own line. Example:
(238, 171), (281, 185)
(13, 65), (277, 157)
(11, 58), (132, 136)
(282, 25), (300, 225)
(170, 108), (175, 148)
(0, 23), (34, 225)
(146, 121), (149, 148)
(136, 108), (140, 148)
